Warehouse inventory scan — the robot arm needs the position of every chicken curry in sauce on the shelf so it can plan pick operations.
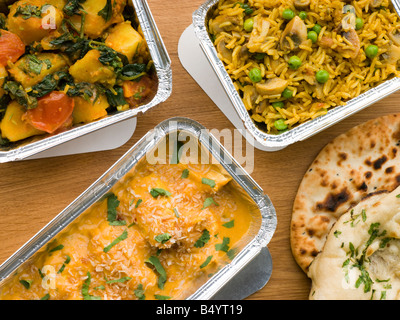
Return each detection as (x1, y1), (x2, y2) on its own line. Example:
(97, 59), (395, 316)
(0, 143), (255, 300)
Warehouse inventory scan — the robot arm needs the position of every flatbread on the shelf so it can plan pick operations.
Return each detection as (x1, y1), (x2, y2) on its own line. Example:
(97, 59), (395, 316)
(308, 186), (400, 300)
(291, 114), (400, 273)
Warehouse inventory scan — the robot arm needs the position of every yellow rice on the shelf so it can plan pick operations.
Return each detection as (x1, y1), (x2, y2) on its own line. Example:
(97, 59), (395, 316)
(208, 0), (400, 134)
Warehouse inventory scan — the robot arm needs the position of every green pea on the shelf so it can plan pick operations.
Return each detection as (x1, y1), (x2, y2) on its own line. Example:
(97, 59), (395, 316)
(282, 88), (293, 99)
(312, 24), (322, 35)
(316, 70), (329, 84)
(288, 55), (302, 70)
(254, 53), (266, 61)
(299, 11), (307, 20)
(355, 17), (364, 30)
(249, 68), (262, 83)
(282, 9), (295, 20)
(274, 119), (288, 131)
(244, 18), (254, 32)
(307, 30), (318, 43)
(271, 101), (285, 109)
(365, 45), (379, 59)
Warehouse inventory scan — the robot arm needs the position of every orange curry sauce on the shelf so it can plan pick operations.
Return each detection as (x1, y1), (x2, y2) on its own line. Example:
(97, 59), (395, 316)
(0, 157), (254, 300)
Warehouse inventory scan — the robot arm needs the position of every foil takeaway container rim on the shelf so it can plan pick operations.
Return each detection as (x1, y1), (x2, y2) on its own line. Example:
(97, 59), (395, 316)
(0, 0), (172, 163)
(192, 0), (400, 150)
(0, 117), (277, 300)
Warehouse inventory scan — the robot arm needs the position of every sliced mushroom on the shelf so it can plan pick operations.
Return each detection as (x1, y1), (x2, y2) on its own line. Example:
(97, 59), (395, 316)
(341, 13), (356, 32)
(280, 16), (307, 51)
(239, 45), (250, 60)
(210, 15), (243, 34)
(342, 4), (356, 14)
(255, 78), (288, 96)
(370, 0), (383, 8)
(294, 0), (310, 9)
(341, 28), (361, 58)
(216, 39), (233, 62)
(247, 15), (271, 53)
(242, 85), (258, 110)
(319, 36), (335, 49)
(383, 44), (400, 64)
(389, 29), (400, 47)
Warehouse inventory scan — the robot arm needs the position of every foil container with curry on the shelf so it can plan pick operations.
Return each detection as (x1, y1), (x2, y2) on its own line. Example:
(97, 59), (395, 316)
(0, 0), (172, 162)
(0, 117), (277, 300)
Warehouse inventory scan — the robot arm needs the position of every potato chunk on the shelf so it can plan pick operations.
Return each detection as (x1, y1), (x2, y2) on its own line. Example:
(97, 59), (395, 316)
(7, 0), (63, 45)
(105, 22), (144, 63)
(72, 94), (110, 124)
(68, 0), (126, 39)
(0, 101), (44, 142)
(8, 53), (69, 88)
(69, 50), (116, 86)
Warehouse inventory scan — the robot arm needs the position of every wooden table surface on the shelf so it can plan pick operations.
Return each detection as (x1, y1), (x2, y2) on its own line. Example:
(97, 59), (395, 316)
(0, 0), (399, 301)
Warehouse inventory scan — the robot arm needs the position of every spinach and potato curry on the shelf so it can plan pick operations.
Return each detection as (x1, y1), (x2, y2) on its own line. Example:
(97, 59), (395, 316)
(0, 0), (157, 145)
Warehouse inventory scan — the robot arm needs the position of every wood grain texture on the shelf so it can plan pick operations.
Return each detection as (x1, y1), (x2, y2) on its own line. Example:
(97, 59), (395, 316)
(0, 0), (399, 300)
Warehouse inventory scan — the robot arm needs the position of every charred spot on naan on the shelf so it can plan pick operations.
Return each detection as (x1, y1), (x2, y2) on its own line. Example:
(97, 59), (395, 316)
(291, 114), (400, 274)
(315, 188), (351, 214)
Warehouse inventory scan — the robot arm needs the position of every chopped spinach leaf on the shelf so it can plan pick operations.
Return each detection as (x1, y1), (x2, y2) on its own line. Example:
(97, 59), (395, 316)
(98, 0), (113, 22)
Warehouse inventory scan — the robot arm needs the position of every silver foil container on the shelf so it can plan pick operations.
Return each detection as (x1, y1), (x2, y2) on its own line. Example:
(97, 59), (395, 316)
(0, 0), (172, 163)
(193, 0), (400, 151)
(0, 117), (277, 300)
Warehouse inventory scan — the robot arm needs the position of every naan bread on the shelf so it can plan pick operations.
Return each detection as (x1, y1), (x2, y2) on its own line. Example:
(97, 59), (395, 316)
(308, 186), (400, 300)
(291, 114), (400, 273)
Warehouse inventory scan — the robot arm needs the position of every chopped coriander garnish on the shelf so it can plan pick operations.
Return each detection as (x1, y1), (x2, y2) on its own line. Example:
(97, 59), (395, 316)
(200, 256), (213, 269)
(134, 284), (145, 300)
(215, 237), (230, 252)
(150, 188), (171, 198)
(106, 276), (131, 284)
(107, 193), (125, 226)
(202, 178), (216, 188)
(40, 293), (50, 300)
(103, 230), (128, 253)
(194, 229), (210, 248)
(361, 209), (367, 222)
(155, 233), (171, 244)
(173, 208), (180, 218)
(49, 244), (64, 253)
(202, 197), (218, 209)
(145, 256), (167, 290)
(57, 255), (71, 274)
(94, 285), (105, 290)
(334, 230), (342, 238)
(222, 220), (234, 228)
(154, 294), (171, 300)
(135, 199), (143, 208)
(227, 248), (237, 260)
(19, 279), (32, 289)
(396, 194), (400, 198)
(181, 169), (189, 179)
(82, 272), (101, 300)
